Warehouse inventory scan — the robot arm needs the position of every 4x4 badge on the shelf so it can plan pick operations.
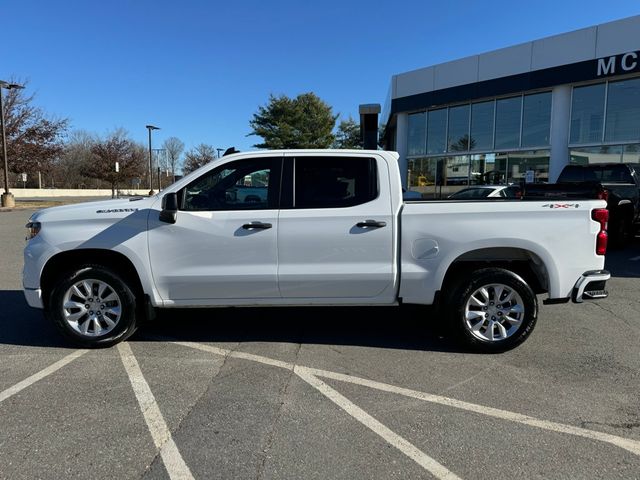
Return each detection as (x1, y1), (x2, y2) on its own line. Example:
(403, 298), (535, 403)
(541, 204), (580, 209)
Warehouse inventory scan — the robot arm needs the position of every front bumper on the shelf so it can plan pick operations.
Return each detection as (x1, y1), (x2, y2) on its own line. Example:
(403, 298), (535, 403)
(572, 270), (610, 303)
(24, 288), (44, 309)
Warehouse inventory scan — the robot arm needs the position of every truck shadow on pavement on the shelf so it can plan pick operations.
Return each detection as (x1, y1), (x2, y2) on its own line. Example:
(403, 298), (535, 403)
(0, 290), (69, 348)
(138, 305), (465, 353)
(0, 289), (464, 352)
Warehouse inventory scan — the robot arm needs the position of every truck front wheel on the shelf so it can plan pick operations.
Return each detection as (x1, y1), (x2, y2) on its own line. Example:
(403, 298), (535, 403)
(446, 268), (537, 352)
(48, 265), (139, 348)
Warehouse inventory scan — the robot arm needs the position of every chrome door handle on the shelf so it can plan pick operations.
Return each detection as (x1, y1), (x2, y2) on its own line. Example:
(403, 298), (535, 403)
(356, 220), (387, 228)
(242, 222), (272, 230)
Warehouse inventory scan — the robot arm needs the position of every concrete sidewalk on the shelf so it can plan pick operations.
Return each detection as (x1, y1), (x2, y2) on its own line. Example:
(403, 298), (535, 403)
(0, 196), (134, 213)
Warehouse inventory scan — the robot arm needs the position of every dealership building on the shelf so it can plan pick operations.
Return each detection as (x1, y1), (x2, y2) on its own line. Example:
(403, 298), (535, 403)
(380, 15), (640, 197)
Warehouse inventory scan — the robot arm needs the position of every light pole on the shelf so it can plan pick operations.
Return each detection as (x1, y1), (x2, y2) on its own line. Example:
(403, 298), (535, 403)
(152, 148), (166, 190)
(1, 80), (24, 208)
(145, 124), (160, 195)
(216, 148), (224, 159)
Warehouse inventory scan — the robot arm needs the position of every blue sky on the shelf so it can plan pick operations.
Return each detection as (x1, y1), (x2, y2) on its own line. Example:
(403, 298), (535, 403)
(2, 1), (639, 156)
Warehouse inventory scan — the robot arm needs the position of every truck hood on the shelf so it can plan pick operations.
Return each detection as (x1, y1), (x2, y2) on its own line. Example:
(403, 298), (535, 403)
(29, 196), (159, 224)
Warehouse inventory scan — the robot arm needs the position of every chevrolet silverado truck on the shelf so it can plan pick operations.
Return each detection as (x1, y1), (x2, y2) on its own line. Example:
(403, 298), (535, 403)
(23, 150), (611, 351)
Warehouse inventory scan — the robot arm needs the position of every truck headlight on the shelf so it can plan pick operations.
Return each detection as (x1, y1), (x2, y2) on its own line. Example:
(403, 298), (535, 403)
(26, 221), (41, 241)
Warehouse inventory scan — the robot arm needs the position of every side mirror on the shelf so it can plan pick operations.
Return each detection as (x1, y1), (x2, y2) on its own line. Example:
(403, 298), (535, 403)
(159, 192), (178, 224)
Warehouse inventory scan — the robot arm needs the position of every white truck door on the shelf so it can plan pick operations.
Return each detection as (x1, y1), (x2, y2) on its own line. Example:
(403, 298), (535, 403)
(148, 156), (282, 302)
(277, 154), (396, 302)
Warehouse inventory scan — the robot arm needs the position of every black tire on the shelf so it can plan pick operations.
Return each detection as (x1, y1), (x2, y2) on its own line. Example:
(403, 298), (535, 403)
(48, 265), (139, 348)
(444, 268), (538, 352)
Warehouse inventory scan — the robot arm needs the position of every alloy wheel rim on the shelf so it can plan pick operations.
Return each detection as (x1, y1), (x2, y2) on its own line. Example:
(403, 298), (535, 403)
(62, 279), (122, 337)
(464, 283), (524, 342)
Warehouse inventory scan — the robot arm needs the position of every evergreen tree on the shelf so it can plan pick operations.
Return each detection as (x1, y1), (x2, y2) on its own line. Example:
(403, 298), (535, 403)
(333, 117), (362, 149)
(249, 93), (337, 149)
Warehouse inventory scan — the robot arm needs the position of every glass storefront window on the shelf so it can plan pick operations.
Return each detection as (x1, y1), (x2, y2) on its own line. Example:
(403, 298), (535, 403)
(408, 112), (426, 156)
(470, 153), (495, 184)
(443, 156), (470, 184)
(570, 83), (605, 144)
(570, 146), (623, 165)
(470, 101), (494, 151)
(605, 78), (640, 142)
(569, 144), (640, 164)
(623, 144), (640, 163)
(441, 156), (470, 196)
(447, 105), (470, 152)
(427, 109), (447, 154)
(505, 151), (550, 184)
(407, 159), (421, 189)
(407, 157), (439, 198)
(495, 97), (522, 149)
(521, 92), (551, 147)
(407, 151), (550, 198)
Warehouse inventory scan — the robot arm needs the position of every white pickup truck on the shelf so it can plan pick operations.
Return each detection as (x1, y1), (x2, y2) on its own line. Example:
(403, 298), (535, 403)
(23, 150), (611, 351)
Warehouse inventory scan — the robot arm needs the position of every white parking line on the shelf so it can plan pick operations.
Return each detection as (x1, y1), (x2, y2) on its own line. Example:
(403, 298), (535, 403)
(171, 340), (640, 458)
(173, 341), (294, 370)
(0, 350), (87, 403)
(295, 366), (462, 480)
(118, 342), (194, 480)
(304, 367), (640, 458)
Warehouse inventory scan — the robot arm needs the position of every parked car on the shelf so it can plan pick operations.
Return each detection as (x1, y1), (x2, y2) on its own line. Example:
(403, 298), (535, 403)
(24, 150), (610, 352)
(448, 185), (522, 199)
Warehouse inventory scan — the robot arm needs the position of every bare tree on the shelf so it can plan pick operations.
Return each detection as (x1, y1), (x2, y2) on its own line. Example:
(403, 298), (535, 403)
(81, 129), (146, 197)
(162, 137), (184, 182)
(1, 79), (68, 184)
(182, 144), (216, 174)
(53, 130), (99, 188)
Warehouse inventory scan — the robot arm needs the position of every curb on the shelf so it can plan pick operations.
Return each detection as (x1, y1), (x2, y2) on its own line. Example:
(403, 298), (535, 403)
(0, 206), (44, 213)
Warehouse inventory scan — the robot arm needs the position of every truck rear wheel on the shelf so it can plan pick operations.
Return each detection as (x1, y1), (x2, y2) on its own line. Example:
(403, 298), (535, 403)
(48, 265), (139, 348)
(446, 268), (537, 352)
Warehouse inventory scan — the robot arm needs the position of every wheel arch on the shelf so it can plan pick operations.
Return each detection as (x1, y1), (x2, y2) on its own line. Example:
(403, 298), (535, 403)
(439, 247), (551, 298)
(41, 249), (145, 309)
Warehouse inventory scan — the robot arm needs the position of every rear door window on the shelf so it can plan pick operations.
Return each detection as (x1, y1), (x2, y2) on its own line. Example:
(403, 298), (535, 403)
(293, 157), (378, 209)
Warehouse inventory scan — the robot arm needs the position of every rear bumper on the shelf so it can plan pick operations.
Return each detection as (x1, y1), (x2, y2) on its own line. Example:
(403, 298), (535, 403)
(24, 288), (44, 309)
(572, 270), (610, 303)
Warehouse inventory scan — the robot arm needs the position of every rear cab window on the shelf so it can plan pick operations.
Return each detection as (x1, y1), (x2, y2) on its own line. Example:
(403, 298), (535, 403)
(559, 165), (633, 184)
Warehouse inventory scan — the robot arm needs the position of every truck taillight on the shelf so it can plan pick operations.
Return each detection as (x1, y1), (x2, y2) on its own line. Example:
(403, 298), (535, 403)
(591, 208), (608, 256)
(597, 189), (609, 202)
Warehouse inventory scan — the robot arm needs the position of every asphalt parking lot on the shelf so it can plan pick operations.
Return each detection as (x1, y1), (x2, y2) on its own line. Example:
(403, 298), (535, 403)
(1, 208), (639, 479)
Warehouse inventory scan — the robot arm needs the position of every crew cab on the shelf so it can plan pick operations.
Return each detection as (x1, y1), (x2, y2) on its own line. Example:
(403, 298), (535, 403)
(23, 150), (611, 351)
